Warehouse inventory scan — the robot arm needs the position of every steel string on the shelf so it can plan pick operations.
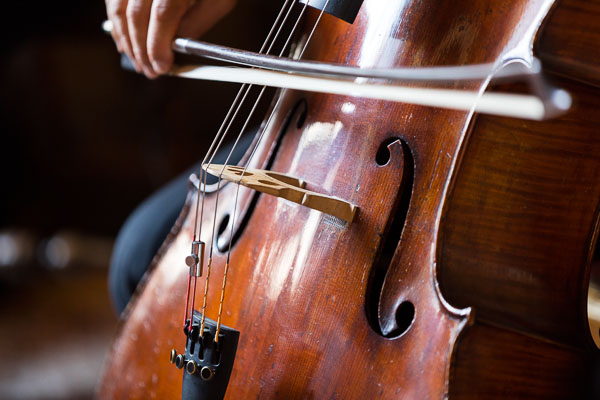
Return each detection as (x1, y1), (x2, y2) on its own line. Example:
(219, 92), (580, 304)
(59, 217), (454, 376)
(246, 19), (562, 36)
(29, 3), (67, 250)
(213, 0), (332, 342)
(184, 0), (294, 329)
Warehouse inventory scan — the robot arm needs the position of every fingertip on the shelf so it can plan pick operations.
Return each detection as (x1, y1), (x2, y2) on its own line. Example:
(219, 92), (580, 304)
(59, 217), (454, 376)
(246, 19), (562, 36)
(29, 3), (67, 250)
(109, 31), (123, 53)
(130, 56), (142, 73)
(151, 59), (170, 75)
(143, 67), (158, 79)
(147, 36), (173, 74)
(121, 47), (141, 73)
(117, 38), (127, 54)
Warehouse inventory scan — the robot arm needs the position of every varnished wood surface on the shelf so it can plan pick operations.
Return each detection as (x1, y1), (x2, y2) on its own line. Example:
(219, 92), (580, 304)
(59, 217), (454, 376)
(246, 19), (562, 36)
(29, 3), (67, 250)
(99, 0), (600, 398)
(537, 0), (600, 87)
(450, 323), (587, 399)
(439, 76), (600, 347)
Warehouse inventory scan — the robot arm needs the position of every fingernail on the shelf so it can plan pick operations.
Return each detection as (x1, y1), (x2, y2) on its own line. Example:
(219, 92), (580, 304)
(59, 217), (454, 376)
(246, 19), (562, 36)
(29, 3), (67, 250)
(152, 60), (169, 74)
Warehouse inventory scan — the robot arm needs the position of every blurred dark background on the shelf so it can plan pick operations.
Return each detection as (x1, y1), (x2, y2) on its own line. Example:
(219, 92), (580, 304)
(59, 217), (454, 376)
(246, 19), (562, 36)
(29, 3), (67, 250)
(0, 1), (276, 398)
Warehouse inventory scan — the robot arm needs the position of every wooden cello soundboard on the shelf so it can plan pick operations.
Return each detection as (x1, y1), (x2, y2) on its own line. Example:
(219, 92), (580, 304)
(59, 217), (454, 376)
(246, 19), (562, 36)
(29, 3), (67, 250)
(99, 0), (600, 398)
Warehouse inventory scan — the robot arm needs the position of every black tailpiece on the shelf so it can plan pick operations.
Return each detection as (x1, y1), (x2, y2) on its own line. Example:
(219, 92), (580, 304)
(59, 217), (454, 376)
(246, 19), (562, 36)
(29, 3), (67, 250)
(170, 311), (240, 400)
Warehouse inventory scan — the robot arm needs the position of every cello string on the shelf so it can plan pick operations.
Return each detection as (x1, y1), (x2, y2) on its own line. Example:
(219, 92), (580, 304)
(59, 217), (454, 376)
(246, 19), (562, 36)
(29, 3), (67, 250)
(200, 0), (315, 339)
(185, 0), (293, 329)
(194, 0), (301, 335)
(236, 0), (329, 177)
(207, 0), (313, 232)
(195, 0), (294, 240)
(189, 0), (296, 329)
(184, 0), (294, 328)
(213, 0), (332, 342)
(194, 0), (294, 241)
(206, 0), (313, 268)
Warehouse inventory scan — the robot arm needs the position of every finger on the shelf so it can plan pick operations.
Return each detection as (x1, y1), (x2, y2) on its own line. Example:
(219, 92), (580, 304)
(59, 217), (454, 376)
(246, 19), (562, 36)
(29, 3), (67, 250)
(126, 0), (157, 78)
(105, 0), (120, 51)
(104, 16), (123, 52)
(106, 0), (125, 52)
(178, 0), (236, 38)
(109, 29), (123, 53)
(107, 0), (141, 73)
(147, 0), (189, 74)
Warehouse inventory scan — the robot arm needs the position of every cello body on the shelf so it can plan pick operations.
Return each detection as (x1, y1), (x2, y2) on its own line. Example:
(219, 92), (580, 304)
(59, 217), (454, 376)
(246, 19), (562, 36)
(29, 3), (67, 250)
(100, 0), (600, 398)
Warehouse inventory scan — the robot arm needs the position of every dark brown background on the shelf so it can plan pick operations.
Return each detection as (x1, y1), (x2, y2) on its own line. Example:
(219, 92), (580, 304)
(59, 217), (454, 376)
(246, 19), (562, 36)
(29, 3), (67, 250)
(0, 1), (277, 398)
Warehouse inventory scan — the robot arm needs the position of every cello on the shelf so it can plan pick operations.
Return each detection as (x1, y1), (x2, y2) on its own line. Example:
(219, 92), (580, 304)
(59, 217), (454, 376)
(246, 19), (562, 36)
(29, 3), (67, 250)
(100, 0), (600, 398)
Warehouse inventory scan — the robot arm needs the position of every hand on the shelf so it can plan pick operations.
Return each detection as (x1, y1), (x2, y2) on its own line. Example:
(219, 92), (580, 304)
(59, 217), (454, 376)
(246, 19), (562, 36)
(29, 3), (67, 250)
(105, 0), (237, 78)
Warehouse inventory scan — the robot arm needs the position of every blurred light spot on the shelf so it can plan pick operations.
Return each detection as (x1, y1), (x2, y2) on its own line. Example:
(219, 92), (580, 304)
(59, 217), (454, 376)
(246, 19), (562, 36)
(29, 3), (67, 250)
(44, 236), (70, 269)
(341, 102), (355, 114)
(0, 233), (18, 267)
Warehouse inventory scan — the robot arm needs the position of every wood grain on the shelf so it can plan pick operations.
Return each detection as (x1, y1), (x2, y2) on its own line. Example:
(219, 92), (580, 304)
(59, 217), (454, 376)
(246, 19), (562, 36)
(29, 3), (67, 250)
(536, 0), (600, 87)
(99, 0), (600, 398)
(439, 76), (600, 347)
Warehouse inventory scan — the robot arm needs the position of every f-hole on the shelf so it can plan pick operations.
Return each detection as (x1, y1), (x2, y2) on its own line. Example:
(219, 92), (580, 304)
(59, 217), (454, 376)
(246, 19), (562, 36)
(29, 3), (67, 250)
(375, 138), (398, 166)
(366, 138), (415, 338)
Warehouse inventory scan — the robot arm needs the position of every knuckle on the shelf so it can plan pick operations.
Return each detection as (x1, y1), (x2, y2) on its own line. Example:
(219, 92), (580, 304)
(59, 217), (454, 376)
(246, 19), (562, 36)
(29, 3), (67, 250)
(153, 5), (172, 22)
(153, 0), (182, 22)
(108, 2), (127, 18)
(126, 2), (144, 21)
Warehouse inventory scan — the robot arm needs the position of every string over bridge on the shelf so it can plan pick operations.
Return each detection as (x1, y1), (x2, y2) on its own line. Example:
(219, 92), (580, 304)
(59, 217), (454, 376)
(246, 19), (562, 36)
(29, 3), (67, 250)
(203, 164), (358, 223)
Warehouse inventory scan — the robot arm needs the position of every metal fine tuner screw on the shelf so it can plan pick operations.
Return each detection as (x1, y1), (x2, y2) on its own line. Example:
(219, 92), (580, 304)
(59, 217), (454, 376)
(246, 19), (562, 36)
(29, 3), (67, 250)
(185, 240), (204, 277)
